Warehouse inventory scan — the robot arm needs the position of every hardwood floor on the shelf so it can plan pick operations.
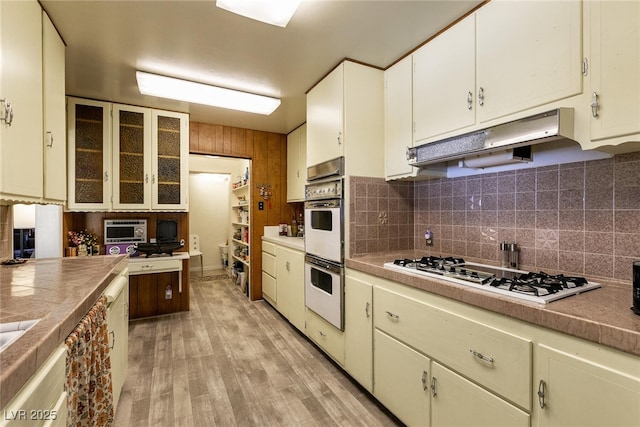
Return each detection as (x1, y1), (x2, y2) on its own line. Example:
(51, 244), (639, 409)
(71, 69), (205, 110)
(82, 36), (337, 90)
(114, 273), (401, 426)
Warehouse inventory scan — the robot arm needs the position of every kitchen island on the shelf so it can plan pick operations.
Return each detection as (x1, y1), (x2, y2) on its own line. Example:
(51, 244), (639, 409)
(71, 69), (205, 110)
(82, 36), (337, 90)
(0, 255), (128, 409)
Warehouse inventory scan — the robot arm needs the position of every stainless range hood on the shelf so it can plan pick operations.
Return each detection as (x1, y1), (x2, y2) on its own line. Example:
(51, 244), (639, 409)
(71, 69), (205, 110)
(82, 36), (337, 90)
(408, 108), (575, 168)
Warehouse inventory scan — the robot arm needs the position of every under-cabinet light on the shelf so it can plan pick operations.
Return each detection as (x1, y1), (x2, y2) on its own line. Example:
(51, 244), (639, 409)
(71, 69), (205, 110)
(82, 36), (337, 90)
(136, 71), (281, 115)
(216, 0), (300, 27)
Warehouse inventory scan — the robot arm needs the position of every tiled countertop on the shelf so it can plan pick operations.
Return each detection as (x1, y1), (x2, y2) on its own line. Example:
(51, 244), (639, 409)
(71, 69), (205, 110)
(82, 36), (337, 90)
(261, 233), (305, 252)
(0, 255), (128, 408)
(346, 251), (640, 357)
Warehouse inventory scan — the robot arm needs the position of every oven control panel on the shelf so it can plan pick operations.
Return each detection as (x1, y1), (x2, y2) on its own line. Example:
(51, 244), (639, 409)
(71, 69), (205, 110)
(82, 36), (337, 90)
(305, 179), (343, 201)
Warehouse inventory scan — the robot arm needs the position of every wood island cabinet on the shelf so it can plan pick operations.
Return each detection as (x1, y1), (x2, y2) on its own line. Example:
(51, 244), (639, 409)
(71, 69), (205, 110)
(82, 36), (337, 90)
(129, 271), (180, 319)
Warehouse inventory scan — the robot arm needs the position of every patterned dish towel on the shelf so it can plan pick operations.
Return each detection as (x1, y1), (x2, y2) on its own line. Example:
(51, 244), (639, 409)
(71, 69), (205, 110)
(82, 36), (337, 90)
(65, 296), (114, 426)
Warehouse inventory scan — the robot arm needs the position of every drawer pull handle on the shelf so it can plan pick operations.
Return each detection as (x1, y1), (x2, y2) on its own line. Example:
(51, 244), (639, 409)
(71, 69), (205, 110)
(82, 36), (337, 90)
(319, 331), (326, 338)
(385, 311), (399, 321)
(470, 349), (494, 364)
(538, 379), (547, 409)
(421, 370), (428, 391)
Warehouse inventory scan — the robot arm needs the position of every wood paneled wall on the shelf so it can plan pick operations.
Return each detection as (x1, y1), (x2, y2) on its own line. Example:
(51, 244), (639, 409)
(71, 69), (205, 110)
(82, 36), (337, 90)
(190, 122), (295, 300)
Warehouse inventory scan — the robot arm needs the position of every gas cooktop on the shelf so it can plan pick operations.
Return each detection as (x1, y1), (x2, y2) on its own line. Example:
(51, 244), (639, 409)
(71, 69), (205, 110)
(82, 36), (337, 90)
(384, 256), (601, 304)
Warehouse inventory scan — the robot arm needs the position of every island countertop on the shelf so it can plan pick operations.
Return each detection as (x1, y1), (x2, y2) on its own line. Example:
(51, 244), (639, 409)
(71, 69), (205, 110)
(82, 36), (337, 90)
(346, 252), (640, 357)
(0, 255), (128, 408)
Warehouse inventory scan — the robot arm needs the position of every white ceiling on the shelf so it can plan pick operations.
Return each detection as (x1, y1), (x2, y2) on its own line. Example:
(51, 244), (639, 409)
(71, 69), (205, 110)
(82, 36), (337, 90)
(41, 0), (483, 135)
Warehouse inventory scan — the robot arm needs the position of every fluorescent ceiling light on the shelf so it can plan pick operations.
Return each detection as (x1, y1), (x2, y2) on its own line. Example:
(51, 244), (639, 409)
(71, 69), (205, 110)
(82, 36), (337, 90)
(216, 0), (300, 27)
(136, 71), (281, 115)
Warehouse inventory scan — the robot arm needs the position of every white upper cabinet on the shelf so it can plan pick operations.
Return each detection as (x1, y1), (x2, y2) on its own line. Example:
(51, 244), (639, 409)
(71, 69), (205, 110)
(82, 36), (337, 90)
(68, 98), (188, 211)
(112, 104), (152, 210)
(286, 123), (306, 202)
(151, 110), (189, 210)
(475, 0), (583, 124)
(587, 0), (640, 144)
(67, 98), (112, 211)
(413, 14), (476, 143)
(307, 64), (344, 167)
(410, 0), (582, 149)
(384, 56), (414, 180)
(307, 61), (384, 178)
(0, 0), (43, 201)
(42, 11), (66, 203)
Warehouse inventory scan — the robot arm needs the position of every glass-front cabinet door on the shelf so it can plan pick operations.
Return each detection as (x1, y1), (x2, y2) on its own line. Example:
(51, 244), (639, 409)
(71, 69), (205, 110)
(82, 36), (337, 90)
(152, 110), (189, 210)
(112, 105), (151, 210)
(67, 97), (111, 210)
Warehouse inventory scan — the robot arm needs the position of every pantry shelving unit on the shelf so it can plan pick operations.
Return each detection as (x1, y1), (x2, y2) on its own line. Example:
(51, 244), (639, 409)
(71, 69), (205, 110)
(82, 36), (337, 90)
(230, 177), (250, 296)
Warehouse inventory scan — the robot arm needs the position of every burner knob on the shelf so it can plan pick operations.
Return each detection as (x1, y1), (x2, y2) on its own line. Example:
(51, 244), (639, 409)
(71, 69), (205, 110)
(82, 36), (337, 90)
(460, 269), (467, 275)
(449, 266), (456, 273)
(470, 272), (479, 279)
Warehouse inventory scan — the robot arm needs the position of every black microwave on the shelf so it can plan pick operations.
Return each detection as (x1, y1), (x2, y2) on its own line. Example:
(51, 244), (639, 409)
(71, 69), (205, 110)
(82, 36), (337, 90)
(104, 219), (147, 243)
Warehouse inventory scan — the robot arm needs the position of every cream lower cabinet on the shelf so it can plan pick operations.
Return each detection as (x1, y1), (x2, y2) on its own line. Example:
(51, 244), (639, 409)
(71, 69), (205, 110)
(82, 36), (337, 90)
(104, 272), (129, 411)
(431, 361), (529, 427)
(306, 307), (344, 366)
(372, 276), (531, 426)
(535, 344), (640, 427)
(261, 241), (277, 304)
(0, 345), (68, 427)
(275, 245), (305, 332)
(344, 273), (373, 392)
(374, 329), (430, 426)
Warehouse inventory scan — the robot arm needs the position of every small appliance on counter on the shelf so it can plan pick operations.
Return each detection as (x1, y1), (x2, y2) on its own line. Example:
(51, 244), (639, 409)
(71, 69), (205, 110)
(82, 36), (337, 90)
(134, 219), (184, 257)
(104, 219), (147, 256)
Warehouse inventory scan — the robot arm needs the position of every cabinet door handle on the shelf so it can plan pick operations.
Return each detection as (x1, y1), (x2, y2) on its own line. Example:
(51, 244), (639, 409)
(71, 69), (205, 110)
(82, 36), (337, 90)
(421, 370), (428, 391)
(104, 171), (109, 182)
(470, 349), (494, 363)
(145, 173), (149, 183)
(385, 310), (399, 321)
(109, 330), (115, 349)
(152, 174), (156, 184)
(337, 131), (342, 145)
(431, 377), (437, 397)
(467, 91), (473, 110)
(478, 87), (485, 106)
(46, 131), (54, 148)
(319, 330), (326, 338)
(1, 98), (13, 126)
(591, 92), (599, 118)
(365, 302), (370, 318)
(538, 379), (547, 409)
(286, 261), (290, 271)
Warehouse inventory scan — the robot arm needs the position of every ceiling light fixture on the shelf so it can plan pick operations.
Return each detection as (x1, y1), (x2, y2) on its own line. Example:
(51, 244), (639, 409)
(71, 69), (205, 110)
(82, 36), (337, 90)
(215, 0), (301, 28)
(136, 71), (281, 115)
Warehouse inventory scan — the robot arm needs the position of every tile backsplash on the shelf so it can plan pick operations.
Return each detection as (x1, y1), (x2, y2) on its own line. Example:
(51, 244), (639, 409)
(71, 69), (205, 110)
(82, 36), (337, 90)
(350, 152), (640, 282)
